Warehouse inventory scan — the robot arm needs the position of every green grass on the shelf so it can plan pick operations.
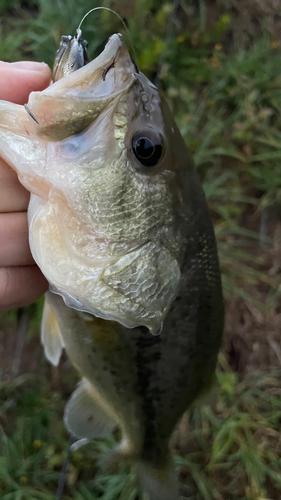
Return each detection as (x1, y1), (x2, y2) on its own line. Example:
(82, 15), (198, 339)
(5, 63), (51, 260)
(0, 0), (281, 498)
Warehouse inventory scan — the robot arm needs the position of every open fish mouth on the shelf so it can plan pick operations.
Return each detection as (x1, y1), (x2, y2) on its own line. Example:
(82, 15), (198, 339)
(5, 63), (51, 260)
(26, 34), (137, 141)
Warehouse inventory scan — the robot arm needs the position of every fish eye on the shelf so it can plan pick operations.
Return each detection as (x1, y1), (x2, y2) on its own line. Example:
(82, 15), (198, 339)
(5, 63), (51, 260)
(132, 131), (164, 167)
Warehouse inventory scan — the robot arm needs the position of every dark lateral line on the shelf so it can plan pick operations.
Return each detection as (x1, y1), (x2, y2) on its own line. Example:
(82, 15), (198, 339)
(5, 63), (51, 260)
(135, 328), (162, 457)
(24, 104), (40, 125)
(102, 60), (115, 81)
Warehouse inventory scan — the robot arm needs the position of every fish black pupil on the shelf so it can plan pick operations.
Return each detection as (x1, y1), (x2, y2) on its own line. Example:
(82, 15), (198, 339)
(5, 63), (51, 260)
(136, 138), (154, 159)
(132, 132), (163, 167)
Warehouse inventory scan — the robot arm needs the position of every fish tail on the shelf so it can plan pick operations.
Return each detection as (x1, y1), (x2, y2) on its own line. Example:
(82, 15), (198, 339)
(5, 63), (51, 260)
(135, 458), (179, 500)
(100, 439), (179, 499)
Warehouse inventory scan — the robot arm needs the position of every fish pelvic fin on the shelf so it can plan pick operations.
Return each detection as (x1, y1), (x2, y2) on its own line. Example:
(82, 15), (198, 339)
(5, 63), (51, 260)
(135, 458), (179, 500)
(41, 292), (65, 366)
(64, 377), (116, 440)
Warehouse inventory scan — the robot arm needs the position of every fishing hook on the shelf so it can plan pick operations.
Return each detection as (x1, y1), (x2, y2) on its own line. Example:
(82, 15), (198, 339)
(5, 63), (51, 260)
(24, 104), (39, 125)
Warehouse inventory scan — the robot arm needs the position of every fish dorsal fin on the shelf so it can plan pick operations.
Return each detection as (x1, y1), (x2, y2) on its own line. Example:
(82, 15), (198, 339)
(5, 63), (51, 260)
(64, 378), (116, 439)
(41, 294), (65, 366)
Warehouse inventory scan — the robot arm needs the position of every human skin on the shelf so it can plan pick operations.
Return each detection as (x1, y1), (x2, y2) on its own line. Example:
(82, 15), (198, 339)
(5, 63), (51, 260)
(0, 61), (51, 312)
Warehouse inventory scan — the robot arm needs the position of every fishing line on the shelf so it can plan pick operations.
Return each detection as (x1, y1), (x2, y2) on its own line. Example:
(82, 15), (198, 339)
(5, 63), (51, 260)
(76, 6), (138, 63)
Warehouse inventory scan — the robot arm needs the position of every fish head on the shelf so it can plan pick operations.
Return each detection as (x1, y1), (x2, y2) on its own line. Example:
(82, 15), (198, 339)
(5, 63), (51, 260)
(1, 34), (195, 333)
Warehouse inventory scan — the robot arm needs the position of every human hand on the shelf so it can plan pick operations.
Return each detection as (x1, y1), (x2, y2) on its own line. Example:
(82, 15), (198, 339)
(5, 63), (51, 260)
(0, 61), (51, 312)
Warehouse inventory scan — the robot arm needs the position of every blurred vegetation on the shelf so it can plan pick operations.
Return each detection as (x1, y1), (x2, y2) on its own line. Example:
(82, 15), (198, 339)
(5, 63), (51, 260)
(0, 0), (281, 498)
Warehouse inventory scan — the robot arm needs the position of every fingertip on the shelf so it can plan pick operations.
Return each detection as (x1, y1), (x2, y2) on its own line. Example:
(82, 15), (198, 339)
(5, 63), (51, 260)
(24, 66), (52, 99)
(0, 62), (52, 104)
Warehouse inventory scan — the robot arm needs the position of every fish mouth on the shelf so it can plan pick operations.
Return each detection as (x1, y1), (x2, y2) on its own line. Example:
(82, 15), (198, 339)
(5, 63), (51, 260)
(48, 33), (134, 95)
(27, 34), (137, 141)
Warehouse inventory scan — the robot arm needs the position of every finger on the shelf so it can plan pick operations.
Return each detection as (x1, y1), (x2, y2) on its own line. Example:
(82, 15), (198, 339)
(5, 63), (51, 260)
(0, 61), (51, 104)
(0, 265), (48, 311)
(0, 158), (30, 212)
(0, 212), (33, 266)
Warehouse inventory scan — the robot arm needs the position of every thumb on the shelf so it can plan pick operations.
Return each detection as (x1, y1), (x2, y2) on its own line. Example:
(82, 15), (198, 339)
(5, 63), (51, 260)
(0, 61), (51, 104)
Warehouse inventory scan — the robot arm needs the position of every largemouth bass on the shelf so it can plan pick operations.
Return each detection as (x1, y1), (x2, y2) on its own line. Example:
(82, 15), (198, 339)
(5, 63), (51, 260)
(0, 29), (224, 500)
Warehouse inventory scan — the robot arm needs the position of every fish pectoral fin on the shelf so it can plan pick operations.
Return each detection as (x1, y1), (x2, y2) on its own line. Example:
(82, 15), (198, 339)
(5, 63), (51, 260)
(41, 294), (65, 366)
(64, 378), (116, 440)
